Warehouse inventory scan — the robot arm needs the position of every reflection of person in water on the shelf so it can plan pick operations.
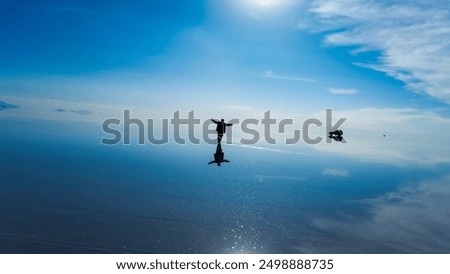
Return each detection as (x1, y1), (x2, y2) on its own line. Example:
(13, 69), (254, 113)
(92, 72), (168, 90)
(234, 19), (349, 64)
(211, 119), (233, 143)
(208, 143), (229, 166)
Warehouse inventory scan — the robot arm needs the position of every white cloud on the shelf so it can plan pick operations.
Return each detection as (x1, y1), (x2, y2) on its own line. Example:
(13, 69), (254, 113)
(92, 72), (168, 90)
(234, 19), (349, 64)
(329, 87), (358, 95)
(322, 168), (349, 177)
(309, 107), (450, 165)
(262, 70), (315, 82)
(309, 0), (450, 103)
(307, 175), (450, 252)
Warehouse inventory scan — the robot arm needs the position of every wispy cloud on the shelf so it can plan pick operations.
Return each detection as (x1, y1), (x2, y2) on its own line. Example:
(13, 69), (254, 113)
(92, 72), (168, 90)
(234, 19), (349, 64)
(262, 70), (315, 83)
(329, 88), (358, 95)
(309, 0), (450, 103)
(322, 168), (349, 177)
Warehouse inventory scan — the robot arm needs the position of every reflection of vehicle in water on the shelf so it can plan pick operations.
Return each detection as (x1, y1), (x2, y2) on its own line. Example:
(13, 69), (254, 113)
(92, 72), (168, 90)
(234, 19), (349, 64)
(211, 119), (233, 143)
(329, 130), (344, 142)
(208, 143), (229, 166)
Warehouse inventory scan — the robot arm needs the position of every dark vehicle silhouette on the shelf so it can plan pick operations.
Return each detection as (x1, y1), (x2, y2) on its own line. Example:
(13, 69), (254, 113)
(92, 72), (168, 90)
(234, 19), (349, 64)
(329, 130), (344, 142)
(208, 143), (229, 166)
(211, 119), (233, 143)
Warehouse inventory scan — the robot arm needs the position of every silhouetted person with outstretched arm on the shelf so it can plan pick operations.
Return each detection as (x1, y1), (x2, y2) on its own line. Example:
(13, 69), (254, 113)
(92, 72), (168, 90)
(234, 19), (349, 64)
(208, 143), (229, 166)
(211, 118), (233, 143)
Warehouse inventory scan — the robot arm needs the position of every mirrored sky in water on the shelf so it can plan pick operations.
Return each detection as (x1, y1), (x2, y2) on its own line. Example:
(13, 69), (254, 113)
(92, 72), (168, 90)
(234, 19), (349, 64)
(1, 0), (450, 253)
